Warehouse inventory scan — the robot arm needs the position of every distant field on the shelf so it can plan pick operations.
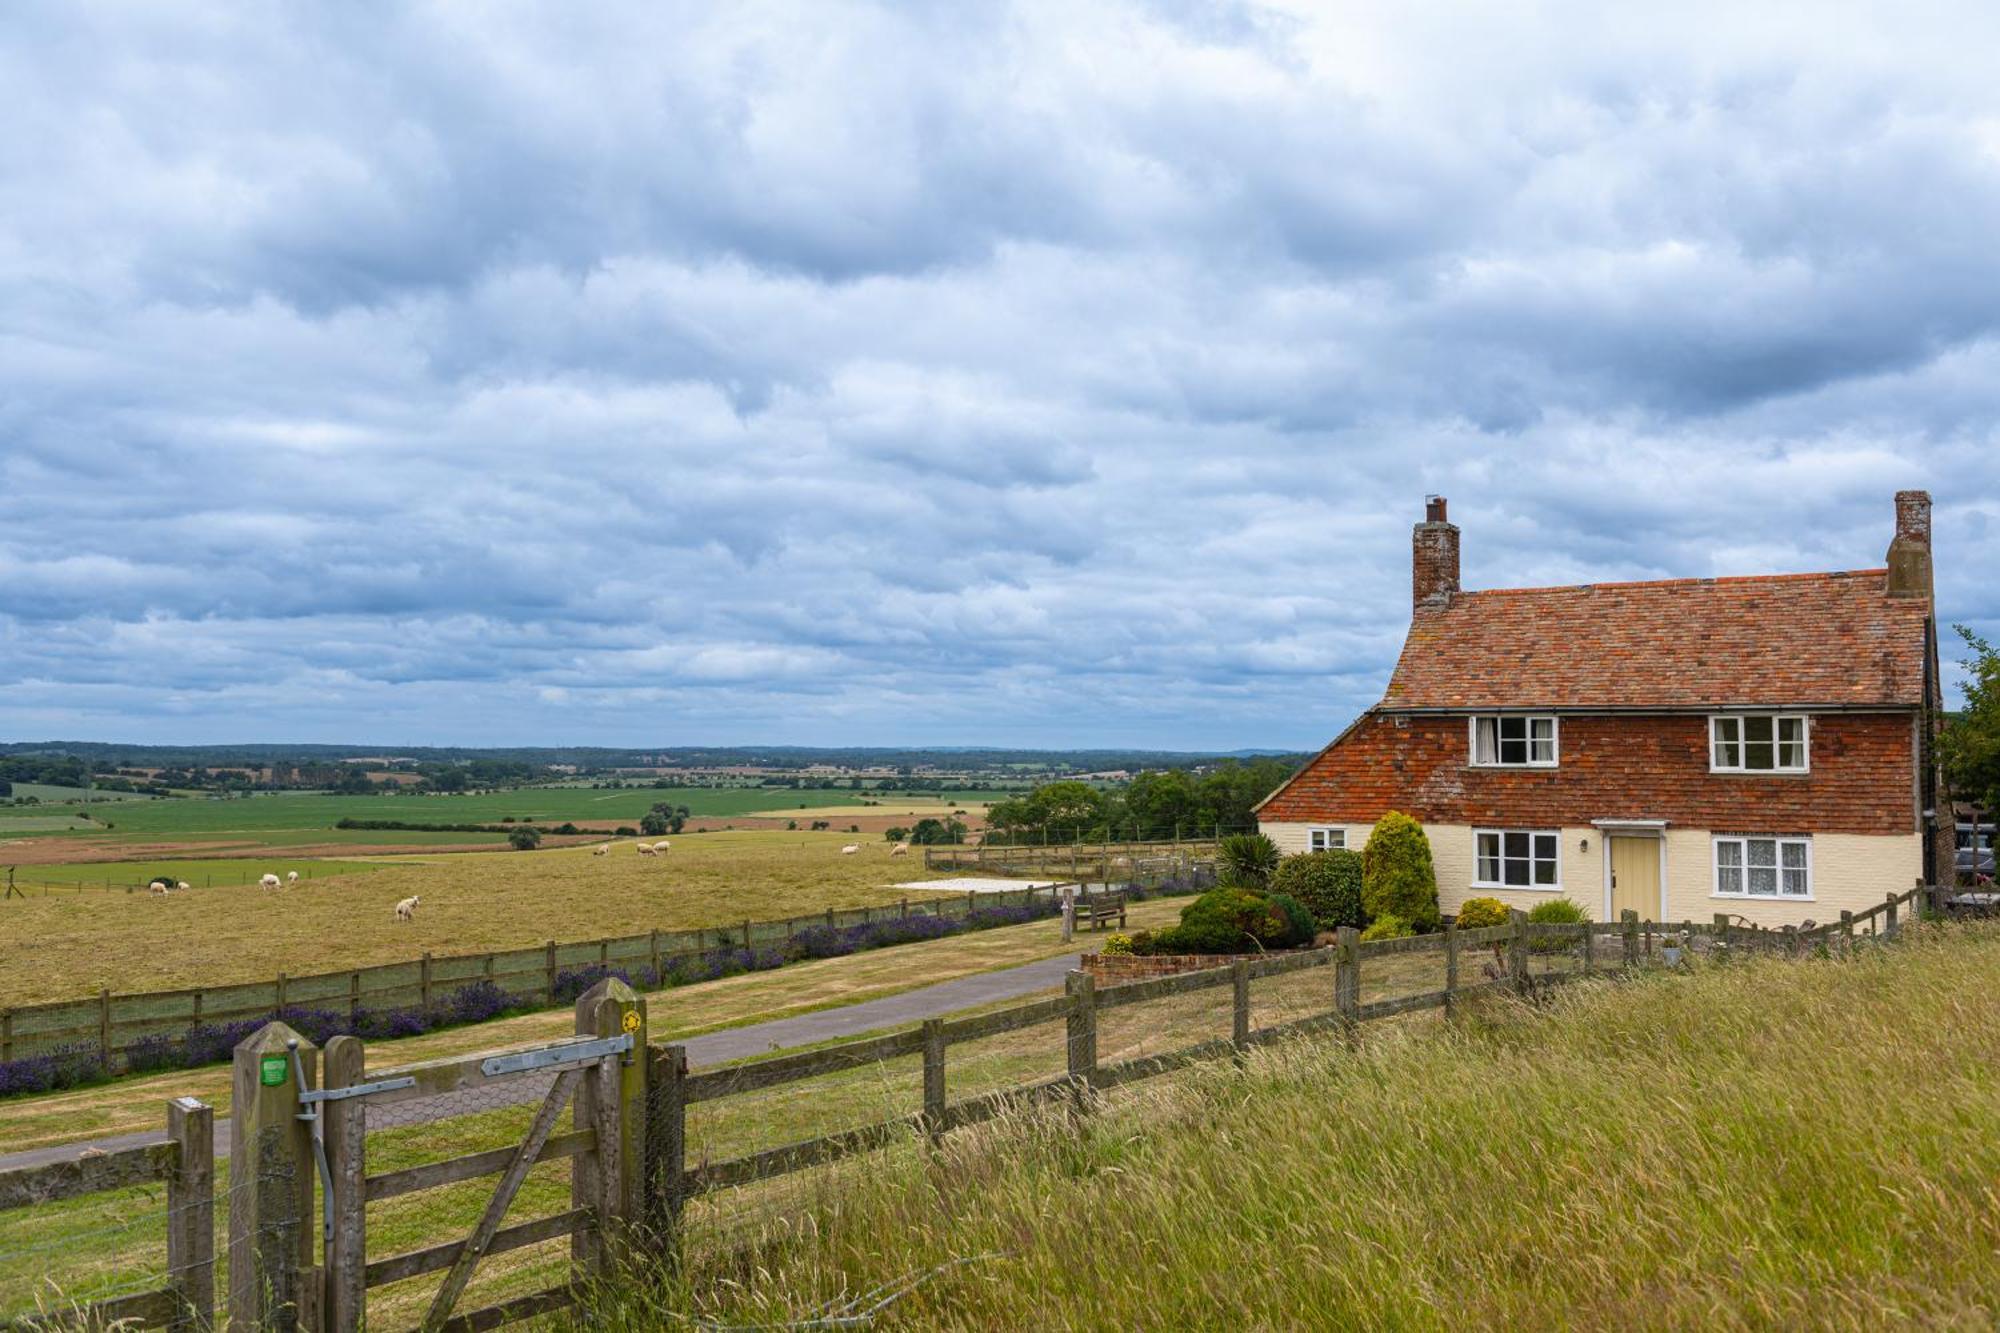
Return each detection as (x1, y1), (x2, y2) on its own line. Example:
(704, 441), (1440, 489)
(0, 783), (160, 805)
(0, 830), (961, 1003)
(0, 856), (393, 894)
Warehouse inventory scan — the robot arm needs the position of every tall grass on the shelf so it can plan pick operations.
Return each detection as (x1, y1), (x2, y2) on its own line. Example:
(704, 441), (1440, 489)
(592, 924), (2000, 1330)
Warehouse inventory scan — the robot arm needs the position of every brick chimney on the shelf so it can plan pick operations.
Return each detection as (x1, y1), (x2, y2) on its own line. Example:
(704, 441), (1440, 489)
(1885, 489), (1933, 599)
(1413, 494), (1460, 609)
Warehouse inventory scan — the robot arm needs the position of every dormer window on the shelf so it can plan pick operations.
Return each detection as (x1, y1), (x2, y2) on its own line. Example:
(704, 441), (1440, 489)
(1710, 715), (1809, 774)
(1470, 715), (1558, 767)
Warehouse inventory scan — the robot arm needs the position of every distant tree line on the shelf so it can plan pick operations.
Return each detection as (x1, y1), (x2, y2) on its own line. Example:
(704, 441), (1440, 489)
(981, 758), (1299, 844)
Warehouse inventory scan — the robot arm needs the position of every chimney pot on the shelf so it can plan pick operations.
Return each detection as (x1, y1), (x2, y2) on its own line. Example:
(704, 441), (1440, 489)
(1413, 496), (1460, 609)
(1885, 489), (1933, 599)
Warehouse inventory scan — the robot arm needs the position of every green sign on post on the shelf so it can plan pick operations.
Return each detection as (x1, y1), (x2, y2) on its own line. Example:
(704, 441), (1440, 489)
(260, 1054), (289, 1087)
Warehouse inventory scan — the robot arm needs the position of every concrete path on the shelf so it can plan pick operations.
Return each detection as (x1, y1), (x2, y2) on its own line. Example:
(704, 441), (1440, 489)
(0, 952), (1083, 1172)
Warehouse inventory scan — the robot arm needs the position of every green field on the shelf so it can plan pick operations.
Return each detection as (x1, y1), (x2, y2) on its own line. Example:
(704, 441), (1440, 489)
(0, 785), (1009, 850)
(0, 783), (161, 805)
(0, 857), (393, 894)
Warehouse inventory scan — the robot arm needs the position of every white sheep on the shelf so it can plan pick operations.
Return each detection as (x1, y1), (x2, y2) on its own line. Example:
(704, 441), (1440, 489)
(149, 879), (171, 895)
(286, 871), (299, 886)
(395, 895), (420, 922)
(260, 873), (281, 892)
(593, 844), (610, 856)
(840, 844), (860, 855)
(889, 843), (910, 857)
(653, 839), (669, 853)
(176, 881), (190, 892)
(636, 843), (657, 856)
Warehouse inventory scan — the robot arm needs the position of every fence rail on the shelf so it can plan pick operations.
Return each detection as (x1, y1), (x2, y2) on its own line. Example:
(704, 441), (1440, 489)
(0, 880), (1122, 1074)
(922, 837), (1218, 878)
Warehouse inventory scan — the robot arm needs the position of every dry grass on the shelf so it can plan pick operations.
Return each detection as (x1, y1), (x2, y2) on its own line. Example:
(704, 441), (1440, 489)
(593, 923), (2000, 1331)
(0, 831), (969, 1004)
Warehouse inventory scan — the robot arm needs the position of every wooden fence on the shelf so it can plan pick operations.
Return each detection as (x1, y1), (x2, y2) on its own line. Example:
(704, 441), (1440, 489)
(0, 1098), (215, 1330)
(0, 881), (1092, 1075)
(922, 837), (1218, 879)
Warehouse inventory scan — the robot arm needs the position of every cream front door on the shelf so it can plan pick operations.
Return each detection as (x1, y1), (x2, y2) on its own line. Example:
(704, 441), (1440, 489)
(1608, 836), (1660, 921)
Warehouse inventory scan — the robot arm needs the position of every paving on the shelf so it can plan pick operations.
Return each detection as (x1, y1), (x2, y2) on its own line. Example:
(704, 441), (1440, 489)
(0, 952), (1084, 1173)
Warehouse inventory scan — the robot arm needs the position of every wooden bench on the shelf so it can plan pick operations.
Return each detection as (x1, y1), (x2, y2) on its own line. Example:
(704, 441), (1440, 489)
(1074, 893), (1127, 931)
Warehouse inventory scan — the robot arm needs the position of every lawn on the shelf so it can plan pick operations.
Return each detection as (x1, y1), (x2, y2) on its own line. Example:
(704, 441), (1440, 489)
(592, 922), (2000, 1330)
(0, 831), (1013, 1004)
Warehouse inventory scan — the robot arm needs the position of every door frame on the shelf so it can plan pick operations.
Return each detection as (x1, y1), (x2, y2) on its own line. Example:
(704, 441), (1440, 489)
(1595, 821), (1668, 922)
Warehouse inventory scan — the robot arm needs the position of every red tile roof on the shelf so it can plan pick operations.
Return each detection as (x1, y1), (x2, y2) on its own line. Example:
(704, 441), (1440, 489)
(1382, 570), (1929, 710)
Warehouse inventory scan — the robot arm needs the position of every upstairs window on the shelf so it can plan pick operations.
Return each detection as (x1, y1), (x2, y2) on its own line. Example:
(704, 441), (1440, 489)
(1710, 715), (1809, 773)
(1309, 827), (1345, 852)
(1470, 716), (1558, 767)
(1474, 829), (1561, 888)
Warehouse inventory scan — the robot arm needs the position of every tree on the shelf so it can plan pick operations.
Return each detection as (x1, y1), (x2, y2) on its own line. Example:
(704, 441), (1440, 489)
(333, 766), (374, 795)
(1361, 812), (1440, 931)
(642, 803), (689, 836)
(883, 826), (910, 842)
(508, 826), (542, 851)
(908, 817), (968, 845)
(1943, 626), (2000, 817)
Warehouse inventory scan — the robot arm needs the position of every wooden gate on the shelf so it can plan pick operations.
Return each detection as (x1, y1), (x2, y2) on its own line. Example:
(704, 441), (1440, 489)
(316, 980), (647, 1333)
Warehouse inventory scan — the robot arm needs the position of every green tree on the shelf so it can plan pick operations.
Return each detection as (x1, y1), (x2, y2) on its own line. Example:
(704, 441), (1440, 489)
(1943, 626), (2000, 817)
(507, 826), (542, 851)
(1361, 812), (1440, 931)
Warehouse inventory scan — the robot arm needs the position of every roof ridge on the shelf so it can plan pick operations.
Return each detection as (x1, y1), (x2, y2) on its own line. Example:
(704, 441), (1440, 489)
(1453, 568), (1891, 599)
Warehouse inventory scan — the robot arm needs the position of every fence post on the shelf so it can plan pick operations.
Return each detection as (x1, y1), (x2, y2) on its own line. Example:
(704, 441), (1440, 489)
(1444, 925), (1459, 1015)
(347, 972), (360, 1022)
(1581, 920), (1594, 975)
(420, 952), (433, 1009)
(1335, 927), (1360, 1029)
(645, 1044), (687, 1263)
(2, 1008), (11, 1063)
(1231, 960), (1251, 1057)
(229, 1021), (315, 1332)
(650, 929), (661, 977)
(574, 977), (646, 1273)
(1713, 913), (1732, 953)
(322, 1034), (366, 1333)
(166, 1096), (215, 1333)
(1065, 971), (1098, 1101)
(922, 1018), (947, 1145)
(275, 973), (288, 1014)
(742, 918), (753, 952)
(1840, 910), (1854, 942)
(545, 940), (558, 1002)
(1886, 892), (1900, 939)
(98, 987), (111, 1065)
(1508, 911), (1529, 994)
(1621, 909), (1639, 967)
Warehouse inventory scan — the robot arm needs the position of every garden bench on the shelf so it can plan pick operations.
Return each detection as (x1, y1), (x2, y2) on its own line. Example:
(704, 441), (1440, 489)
(1075, 892), (1127, 931)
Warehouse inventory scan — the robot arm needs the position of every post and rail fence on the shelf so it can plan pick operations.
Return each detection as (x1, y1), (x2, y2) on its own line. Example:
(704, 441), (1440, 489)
(0, 880), (1954, 1330)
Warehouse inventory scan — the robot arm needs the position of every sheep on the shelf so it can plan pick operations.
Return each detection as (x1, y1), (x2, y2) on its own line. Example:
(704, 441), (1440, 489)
(636, 843), (657, 856)
(593, 844), (610, 857)
(840, 844), (860, 855)
(260, 873), (281, 892)
(395, 895), (420, 922)
(286, 871), (300, 886)
(653, 840), (669, 853)
(889, 843), (910, 857)
(149, 879), (171, 895)
(176, 881), (190, 893)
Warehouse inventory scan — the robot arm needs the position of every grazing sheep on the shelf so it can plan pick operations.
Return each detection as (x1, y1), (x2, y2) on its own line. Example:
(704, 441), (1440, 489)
(889, 843), (910, 857)
(286, 871), (300, 886)
(840, 844), (860, 855)
(260, 873), (281, 892)
(395, 895), (420, 922)
(149, 880), (171, 895)
(636, 843), (657, 856)
(176, 881), (190, 892)
(653, 840), (669, 853)
(593, 844), (610, 857)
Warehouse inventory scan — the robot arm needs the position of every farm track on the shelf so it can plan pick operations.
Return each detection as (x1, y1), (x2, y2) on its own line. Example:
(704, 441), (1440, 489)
(0, 953), (1084, 1173)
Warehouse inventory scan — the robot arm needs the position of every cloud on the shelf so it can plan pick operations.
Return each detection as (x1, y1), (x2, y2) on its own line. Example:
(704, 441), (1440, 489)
(0, 0), (1995, 747)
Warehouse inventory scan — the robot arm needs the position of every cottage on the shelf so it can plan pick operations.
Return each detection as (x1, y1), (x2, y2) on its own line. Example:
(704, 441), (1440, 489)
(1256, 492), (1951, 928)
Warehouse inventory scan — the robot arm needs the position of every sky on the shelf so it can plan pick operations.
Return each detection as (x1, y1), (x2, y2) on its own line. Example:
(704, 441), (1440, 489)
(2, 1), (1996, 751)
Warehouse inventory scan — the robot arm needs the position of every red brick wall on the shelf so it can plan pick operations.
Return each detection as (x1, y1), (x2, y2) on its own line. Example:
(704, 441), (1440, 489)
(1261, 712), (1917, 835)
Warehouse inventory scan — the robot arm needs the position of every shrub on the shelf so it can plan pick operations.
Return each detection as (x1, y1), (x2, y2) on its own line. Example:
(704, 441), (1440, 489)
(1217, 833), (1281, 889)
(1155, 886), (1272, 954)
(1528, 897), (1590, 925)
(1362, 812), (1440, 931)
(1361, 913), (1414, 942)
(1454, 897), (1510, 929)
(1270, 850), (1366, 930)
(1101, 933), (1134, 956)
(1260, 893), (1319, 949)
(508, 825), (543, 851)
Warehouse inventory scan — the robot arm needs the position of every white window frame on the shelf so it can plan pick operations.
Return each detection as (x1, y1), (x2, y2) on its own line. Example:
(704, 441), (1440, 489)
(1709, 714), (1810, 774)
(1468, 715), (1560, 768)
(1307, 827), (1346, 852)
(1472, 828), (1563, 891)
(1711, 835), (1813, 901)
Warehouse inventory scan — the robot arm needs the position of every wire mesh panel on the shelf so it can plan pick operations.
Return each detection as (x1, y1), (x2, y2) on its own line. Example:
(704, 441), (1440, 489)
(1096, 975), (1235, 1068)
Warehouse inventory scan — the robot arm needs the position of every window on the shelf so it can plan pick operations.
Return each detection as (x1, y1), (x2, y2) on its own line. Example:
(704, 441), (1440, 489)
(1710, 715), (1809, 773)
(1474, 829), (1561, 888)
(1470, 716), (1558, 767)
(1713, 836), (1811, 898)
(1308, 827), (1345, 852)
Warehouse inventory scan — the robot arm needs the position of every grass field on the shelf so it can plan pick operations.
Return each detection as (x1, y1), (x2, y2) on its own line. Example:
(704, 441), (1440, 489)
(0, 856), (395, 894)
(0, 831), (996, 1004)
(583, 923), (2000, 1331)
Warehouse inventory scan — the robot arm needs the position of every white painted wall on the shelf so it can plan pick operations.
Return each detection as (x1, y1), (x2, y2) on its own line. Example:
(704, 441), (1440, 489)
(1263, 819), (1921, 927)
